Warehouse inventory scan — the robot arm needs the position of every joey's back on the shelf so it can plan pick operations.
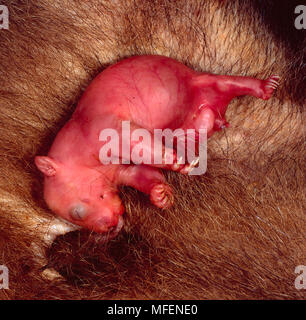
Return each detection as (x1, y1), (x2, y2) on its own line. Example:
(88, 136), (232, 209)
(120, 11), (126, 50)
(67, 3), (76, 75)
(74, 55), (198, 131)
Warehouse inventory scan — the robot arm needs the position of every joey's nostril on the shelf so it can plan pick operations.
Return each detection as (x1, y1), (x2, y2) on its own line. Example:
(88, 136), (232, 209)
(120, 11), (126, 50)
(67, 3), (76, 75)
(69, 204), (87, 220)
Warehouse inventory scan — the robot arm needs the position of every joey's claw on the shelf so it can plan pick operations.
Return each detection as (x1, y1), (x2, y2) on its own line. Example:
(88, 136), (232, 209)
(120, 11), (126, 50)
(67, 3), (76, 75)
(191, 157), (200, 167)
(177, 156), (185, 164)
(180, 157), (200, 174)
(172, 156), (184, 171)
(163, 149), (176, 165)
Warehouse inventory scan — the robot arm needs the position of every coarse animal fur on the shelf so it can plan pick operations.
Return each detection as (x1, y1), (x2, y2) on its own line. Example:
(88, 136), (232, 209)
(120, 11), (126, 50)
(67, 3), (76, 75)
(0, 0), (305, 299)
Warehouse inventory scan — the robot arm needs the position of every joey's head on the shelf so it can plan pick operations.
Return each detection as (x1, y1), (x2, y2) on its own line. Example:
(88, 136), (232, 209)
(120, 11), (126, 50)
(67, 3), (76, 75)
(35, 156), (124, 236)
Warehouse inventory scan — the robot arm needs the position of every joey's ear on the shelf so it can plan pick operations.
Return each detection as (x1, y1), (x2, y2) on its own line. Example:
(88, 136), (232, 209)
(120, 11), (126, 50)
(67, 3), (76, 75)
(35, 156), (59, 177)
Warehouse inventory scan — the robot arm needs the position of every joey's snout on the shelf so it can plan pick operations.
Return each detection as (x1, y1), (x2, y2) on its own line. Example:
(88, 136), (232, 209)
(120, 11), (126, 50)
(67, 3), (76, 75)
(94, 209), (121, 232)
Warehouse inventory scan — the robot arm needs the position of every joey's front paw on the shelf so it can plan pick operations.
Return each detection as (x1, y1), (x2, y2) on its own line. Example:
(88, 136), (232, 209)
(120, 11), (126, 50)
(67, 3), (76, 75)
(150, 183), (174, 209)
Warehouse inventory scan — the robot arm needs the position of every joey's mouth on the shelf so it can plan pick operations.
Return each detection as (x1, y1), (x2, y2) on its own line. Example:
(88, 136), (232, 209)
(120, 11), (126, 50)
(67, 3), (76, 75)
(97, 215), (124, 241)
(113, 215), (124, 233)
(65, 214), (124, 240)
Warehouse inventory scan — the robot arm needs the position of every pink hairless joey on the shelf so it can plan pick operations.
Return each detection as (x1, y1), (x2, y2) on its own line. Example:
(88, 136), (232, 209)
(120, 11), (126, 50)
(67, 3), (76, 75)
(35, 55), (280, 236)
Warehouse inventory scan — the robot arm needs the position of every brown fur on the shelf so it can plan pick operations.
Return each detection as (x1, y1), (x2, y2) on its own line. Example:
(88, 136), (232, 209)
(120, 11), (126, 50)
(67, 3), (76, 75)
(0, 0), (305, 299)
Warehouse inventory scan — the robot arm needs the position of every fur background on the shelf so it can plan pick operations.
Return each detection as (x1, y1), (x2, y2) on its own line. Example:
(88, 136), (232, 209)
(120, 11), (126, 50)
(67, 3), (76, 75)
(0, 0), (305, 299)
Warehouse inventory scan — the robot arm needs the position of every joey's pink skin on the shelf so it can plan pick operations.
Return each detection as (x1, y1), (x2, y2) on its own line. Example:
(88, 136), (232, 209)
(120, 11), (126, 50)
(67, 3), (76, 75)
(35, 55), (279, 234)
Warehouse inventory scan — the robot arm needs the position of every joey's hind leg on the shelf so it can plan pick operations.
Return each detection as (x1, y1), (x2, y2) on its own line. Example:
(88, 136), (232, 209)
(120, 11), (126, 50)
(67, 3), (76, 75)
(118, 165), (174, 209)
(193, 74), (280, 101)
(217, 74), (280, 100)
(190, 74), (280, 134)
(217, 74), (279, 100)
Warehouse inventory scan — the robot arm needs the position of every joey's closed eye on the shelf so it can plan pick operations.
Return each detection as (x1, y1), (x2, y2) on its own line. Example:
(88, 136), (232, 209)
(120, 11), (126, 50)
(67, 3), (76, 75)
(69, 204), (87, 220)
